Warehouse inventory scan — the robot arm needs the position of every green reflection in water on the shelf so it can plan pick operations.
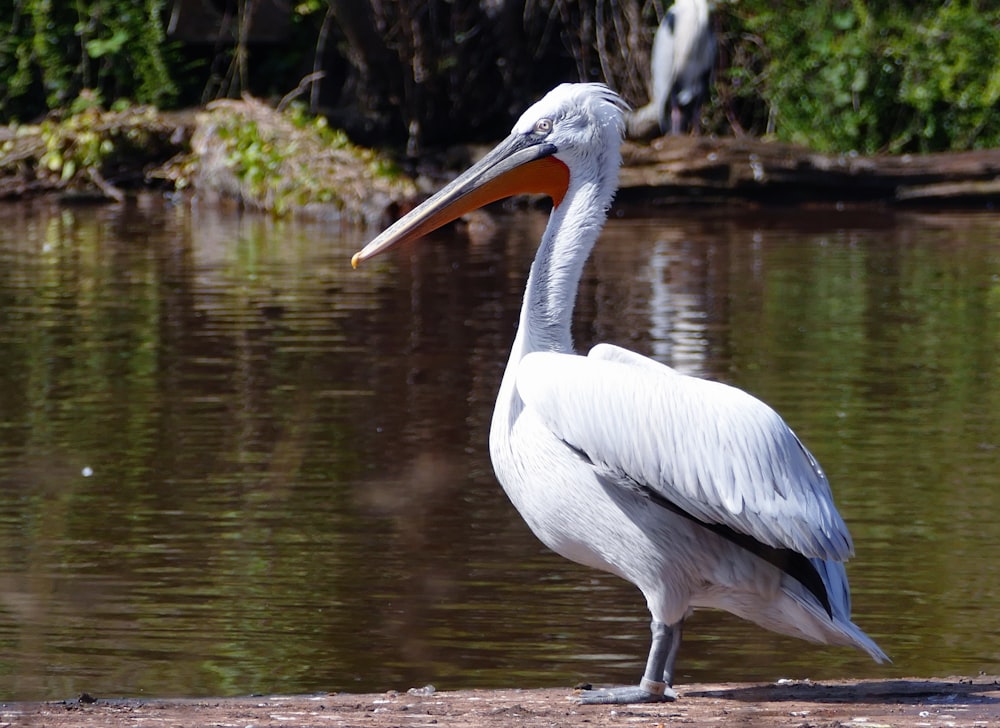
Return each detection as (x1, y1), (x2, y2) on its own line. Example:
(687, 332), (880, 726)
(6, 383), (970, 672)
(0, 200), (998, 700)
(718, 216), (1000, 680)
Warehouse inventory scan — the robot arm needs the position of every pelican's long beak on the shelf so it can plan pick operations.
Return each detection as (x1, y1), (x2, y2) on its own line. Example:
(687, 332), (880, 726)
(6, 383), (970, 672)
(352, 134), (569, 268)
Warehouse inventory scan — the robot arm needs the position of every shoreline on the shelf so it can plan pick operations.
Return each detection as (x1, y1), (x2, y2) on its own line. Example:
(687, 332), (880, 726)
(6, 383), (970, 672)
(618, 135), (1000, 207)
(4, 102), (999, 212)
(4, 676), (999, 727)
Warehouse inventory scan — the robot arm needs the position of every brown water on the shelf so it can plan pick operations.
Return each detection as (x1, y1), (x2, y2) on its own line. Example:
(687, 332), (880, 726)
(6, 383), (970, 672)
(0, 196), (997, 701)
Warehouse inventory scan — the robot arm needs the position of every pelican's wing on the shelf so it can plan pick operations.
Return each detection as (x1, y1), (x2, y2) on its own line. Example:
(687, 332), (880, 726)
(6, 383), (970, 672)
(515, 344), (854, 561)
(651, 14), (677, 108)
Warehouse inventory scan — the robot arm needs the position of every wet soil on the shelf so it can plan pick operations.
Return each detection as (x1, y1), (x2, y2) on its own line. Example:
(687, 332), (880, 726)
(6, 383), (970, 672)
(4, 676), (998, 727)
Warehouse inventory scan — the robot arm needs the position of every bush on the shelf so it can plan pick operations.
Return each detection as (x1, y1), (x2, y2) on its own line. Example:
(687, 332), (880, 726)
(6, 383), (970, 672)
(3, 0), (998, 153)
(0, 0), (177, 122)
(725, 1), (1000, 152)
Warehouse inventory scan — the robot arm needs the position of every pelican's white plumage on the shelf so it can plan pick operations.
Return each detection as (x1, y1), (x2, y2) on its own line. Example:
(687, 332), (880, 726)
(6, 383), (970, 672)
(515, 347), (852, 559)
(353, 82), (887, 704)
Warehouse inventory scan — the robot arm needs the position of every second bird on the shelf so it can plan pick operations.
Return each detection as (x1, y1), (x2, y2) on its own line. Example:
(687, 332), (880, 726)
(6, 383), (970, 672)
(652, 0), (717, 134)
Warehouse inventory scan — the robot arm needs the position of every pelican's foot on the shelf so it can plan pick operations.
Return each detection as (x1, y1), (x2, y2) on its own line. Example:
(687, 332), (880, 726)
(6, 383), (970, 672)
(578, 679), (677, 705)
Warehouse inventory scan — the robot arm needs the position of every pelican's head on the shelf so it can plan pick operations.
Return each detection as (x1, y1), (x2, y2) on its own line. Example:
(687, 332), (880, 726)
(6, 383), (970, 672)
(511, 82), (627, 174)
(352, 83), (627, 267)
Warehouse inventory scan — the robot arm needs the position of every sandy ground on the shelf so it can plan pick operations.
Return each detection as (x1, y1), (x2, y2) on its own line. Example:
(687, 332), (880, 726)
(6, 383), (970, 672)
(3, 676), (998, 728)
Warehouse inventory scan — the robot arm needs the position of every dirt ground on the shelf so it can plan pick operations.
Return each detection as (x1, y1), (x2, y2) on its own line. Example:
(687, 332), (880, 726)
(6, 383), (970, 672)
(3, 676), (998, 728)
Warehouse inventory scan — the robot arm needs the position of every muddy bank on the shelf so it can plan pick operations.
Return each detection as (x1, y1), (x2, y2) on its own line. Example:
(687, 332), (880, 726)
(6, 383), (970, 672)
(4, 676), (998, 727)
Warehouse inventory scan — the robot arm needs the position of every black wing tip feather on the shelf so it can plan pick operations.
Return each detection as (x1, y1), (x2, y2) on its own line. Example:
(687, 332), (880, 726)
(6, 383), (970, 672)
(641, 486), (834, 618)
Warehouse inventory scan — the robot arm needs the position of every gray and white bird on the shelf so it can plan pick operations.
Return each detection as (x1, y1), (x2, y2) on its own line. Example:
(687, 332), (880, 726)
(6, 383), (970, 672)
(651, 0), (716, 134)
(352, 83), (888, 704)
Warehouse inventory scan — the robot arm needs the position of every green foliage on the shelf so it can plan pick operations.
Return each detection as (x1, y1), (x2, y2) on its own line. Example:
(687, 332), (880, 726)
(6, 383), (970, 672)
(3, 0), (998, 153)
(31, 100), (172, 190)
(725, 1), (1000, 152)
(0, 94), (182, 200)
(0, 0), (177, 122)
(894, 2), (1000, 151)
(215, 117), (293, 209)
(38, 110), (118, 184)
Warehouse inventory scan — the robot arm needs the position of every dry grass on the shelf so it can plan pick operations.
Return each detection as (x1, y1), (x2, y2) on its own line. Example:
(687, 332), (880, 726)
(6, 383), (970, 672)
(173, 96), (416, 222)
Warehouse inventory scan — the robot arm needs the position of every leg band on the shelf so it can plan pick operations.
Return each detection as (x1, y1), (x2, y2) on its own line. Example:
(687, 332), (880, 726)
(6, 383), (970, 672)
(639, 677), (667, 696)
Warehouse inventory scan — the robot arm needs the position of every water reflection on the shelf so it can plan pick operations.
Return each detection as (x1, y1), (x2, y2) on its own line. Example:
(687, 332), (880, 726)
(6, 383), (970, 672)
(0, 197), (998, 701)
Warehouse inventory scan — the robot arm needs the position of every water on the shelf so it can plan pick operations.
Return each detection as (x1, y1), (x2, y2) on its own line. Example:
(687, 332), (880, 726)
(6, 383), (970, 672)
(0, 196), (998, 700)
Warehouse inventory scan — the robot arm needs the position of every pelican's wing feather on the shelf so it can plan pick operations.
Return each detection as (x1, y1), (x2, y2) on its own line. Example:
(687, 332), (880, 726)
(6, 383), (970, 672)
(516, 344), (854, 561)
(650, 14), (677, 109)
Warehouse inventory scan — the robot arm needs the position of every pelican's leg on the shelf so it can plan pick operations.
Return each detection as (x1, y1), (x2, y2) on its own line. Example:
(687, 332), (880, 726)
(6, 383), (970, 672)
(578, 620), (679, 704)
(670, 106), (684, 135)
(661, 619), (683, 686)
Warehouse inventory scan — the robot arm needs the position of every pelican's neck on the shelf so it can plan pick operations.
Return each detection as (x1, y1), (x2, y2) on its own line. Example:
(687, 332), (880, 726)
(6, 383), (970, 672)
(491, 166), (617, 465)
(514, 178), (612, 358)
(490, 86), (625, 471)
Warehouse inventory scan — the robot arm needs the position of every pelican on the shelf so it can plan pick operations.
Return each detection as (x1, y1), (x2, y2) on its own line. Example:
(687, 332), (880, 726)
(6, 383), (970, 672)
(651, 0), (716, 134)
(352, 83), (888, 704)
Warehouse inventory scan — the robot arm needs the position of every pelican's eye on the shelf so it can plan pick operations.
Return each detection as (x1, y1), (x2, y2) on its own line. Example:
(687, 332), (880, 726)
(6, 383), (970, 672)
(533, 118), (553, 137)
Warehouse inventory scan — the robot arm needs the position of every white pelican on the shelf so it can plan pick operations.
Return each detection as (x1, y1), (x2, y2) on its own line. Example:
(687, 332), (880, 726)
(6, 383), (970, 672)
(651, 0), (716, 134)
(352, 83), (888, 704)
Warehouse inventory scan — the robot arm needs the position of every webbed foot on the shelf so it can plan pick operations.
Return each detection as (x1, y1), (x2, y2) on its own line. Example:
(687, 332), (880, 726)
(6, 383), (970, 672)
(578, 679), (678, 705)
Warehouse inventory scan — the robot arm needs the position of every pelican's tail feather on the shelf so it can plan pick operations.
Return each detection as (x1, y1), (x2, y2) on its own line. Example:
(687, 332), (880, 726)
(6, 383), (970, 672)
(785, 559), (892, 663)
(807, 557), (891, 664)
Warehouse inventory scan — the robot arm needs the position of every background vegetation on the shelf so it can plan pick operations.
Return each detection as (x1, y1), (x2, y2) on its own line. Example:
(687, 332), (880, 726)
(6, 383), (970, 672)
(2, 0), (999, 154)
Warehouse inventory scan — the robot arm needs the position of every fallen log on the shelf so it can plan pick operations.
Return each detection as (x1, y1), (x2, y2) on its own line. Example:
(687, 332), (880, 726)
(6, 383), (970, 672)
(619, 135), (1000, 206)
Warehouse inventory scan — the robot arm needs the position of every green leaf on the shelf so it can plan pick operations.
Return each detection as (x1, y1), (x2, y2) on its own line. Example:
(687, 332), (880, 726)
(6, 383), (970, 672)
(86, 30), (129, 59)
